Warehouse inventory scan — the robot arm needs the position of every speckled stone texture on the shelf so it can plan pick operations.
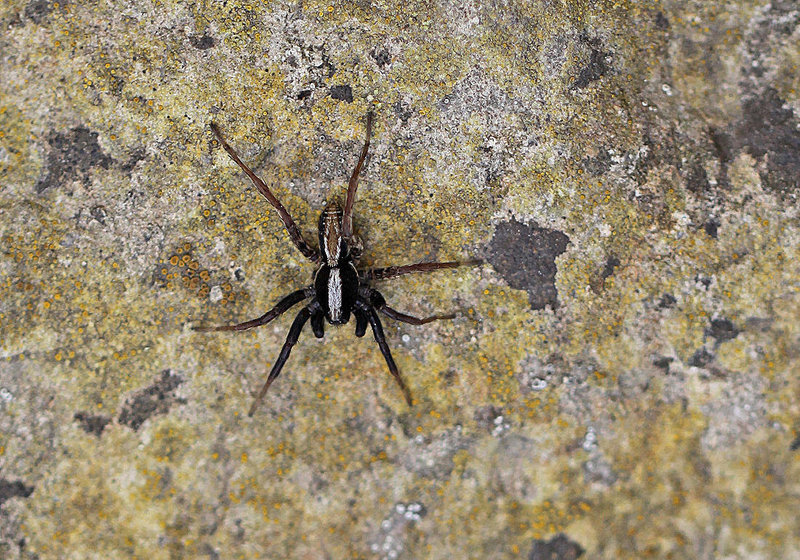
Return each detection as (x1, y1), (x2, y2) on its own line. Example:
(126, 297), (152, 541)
(1, 1), (798, 559)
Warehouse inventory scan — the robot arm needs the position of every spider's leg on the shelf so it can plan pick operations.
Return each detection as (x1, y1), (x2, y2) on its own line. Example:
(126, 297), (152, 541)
(358, 286), (456, 325)
(193, 289), (308, 332)
(380, 306), (456, 325)
(248, 306), (312, 416)
(310, 309), (325, 339)
(210, 122), (320, 263)
(357, 300), (413, 406)
(342, 111), (373, 240)
(363, 259), (482, 281)
(365, 287), (456, 325)
(354, 308), (368, 338)
(361, 287), (456, 325)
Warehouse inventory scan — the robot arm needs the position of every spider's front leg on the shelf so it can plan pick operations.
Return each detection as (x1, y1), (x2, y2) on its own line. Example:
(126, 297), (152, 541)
(210, 122), (321, 263)
(342, 111), (373, 241)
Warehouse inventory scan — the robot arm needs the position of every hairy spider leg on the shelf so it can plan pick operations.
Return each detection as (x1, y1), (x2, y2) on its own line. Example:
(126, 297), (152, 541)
(380, 306), (456, 324)
(356, 300), (413, 406)
(193, 289), (308, 332)
(342, 111), (373, 241)
(363, 287), (456, 325)
(310, 311), (325, 339)
(248, 306), (313, 416)
(210, 122), (320, 263)
(354, 309), (369, 338)
(363, 259), (482, 281)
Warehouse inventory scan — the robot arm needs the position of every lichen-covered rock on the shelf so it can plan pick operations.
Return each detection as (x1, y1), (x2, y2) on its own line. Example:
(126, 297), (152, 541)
(1, 0), (798, 558)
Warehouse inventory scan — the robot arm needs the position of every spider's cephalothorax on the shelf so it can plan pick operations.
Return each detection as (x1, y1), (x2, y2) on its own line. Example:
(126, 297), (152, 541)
(196, 113), (479, 416)
(314, 201), (358, 325)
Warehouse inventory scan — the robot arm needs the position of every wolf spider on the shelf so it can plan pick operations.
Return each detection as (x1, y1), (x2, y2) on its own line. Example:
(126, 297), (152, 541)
(195, 112), (478, 415)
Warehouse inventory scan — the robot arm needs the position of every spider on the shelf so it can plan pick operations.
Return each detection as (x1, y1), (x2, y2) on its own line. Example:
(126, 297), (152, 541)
(195, 112), (478, 416)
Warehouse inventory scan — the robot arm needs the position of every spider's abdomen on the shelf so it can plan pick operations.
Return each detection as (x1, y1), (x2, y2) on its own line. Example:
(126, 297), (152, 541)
(314, 262), (358, 325)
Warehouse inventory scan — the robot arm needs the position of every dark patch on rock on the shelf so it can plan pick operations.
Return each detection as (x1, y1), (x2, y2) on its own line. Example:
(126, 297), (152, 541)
(582, 146), (612, 176)
(706, 126), (734, 189)
(685, 160), (710, 193)
(24, 0), (52, 23)
(329, 85), (353, 103)
(696, 274), (712, 290)
(106, 74), (126, 97)
(573, 35), (611, 89)
(90, 204), (108, 225)
(658, 293), (677, 309)
(734, 88), (800, 194)
(528, 533), (585, 560)
(487, 219), (570, 310)
(296, 89), (312, 100)
(371, 48), (390, 67)
(689, 348), (714, 368)
(590, 255), (620, 294)
(791, 434), (800, 451)
(654, 11), (670, 30)
(704, 218), (719, 239)
(708, 126), (734, 164)
(393, 100), (413, 123)
(0, 479), (34, 508)
(118, 370), (185, 431)
(653, 356), (673, 371)
(711, 88), (800, 194)
(189, 33), (216, 50)
(473, 405), (504, 433)
(74, 411), (112, 436)
(120, 148), (145, 171)
(601, 255), (620, 280)
(707, 318), (740, 343)
(35, 126), (113, 193)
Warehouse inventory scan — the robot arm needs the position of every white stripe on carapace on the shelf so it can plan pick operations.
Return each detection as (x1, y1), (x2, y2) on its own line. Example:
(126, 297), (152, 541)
(328, 267), (342, 322)
(322, 210), (342, 266)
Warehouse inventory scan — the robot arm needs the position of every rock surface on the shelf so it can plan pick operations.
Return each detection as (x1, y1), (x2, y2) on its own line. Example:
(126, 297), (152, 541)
(0, 0), (798, 558)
